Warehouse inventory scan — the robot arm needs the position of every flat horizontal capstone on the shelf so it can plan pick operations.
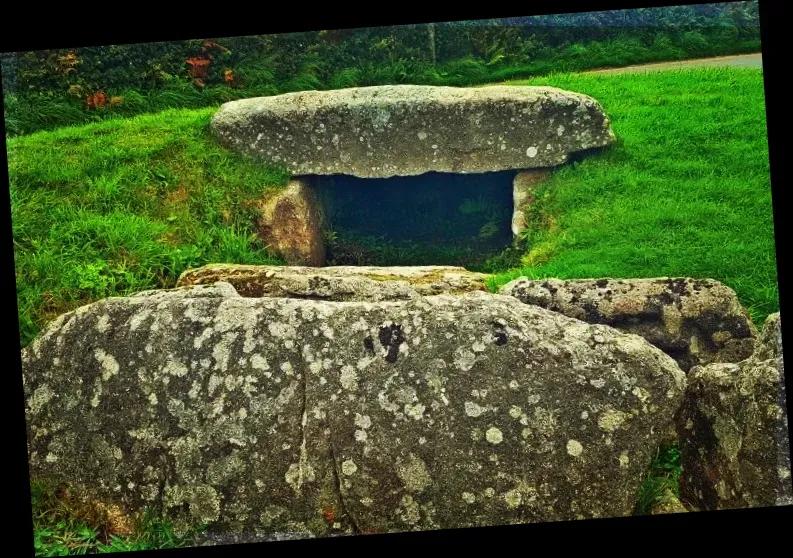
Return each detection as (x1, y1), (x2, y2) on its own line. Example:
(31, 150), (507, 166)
(210, 85), (616, 178)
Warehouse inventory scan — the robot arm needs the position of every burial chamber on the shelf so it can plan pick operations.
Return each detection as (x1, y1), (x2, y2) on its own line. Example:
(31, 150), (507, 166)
(209, 84), (616, 266)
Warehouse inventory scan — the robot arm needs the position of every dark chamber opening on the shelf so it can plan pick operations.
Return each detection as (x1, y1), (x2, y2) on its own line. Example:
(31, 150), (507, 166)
(312, 171), (516, 269)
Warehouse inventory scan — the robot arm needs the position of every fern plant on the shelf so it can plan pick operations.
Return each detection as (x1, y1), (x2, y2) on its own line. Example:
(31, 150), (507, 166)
(458, 195), (495, 215)
(478, 221), (499, 239)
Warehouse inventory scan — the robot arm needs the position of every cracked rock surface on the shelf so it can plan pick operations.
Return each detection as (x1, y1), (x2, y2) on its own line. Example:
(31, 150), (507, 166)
(677, 312), (792, 510)
(500, 277), (757, 372)
(176, 264), (491, 300)
(23, 282), (685, 540)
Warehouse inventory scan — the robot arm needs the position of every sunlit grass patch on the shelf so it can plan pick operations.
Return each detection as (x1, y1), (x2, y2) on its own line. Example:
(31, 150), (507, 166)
(488, 68), (776, 327)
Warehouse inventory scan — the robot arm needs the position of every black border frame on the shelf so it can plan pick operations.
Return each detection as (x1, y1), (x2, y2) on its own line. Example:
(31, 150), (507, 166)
(2, 1), (789, 555)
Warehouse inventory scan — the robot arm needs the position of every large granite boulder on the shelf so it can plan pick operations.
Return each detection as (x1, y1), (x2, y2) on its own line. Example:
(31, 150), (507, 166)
(23, 284), (684, 541)
(499, 277), (757, 372)
(176, 264), (491, 300)
(676, 312), (792, 510)
(209, 85), (616, 178)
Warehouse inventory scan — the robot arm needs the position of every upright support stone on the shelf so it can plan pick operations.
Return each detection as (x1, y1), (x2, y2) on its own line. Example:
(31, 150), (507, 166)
(511, 169), (551, 239)
(256, 179), (325, 266)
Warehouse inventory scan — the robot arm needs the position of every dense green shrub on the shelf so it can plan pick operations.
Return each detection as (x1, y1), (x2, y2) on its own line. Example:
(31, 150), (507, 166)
(680, 30), (711, 56)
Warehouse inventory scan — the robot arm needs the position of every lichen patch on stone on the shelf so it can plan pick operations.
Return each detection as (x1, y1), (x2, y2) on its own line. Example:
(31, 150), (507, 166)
(566, 439), (584, 457)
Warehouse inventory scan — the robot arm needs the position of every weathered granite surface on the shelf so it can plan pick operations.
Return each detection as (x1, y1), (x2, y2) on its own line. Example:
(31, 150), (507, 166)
(23, 284), (685, 541)
(210, 85), (616, 178)
(499, 277), (757, 372)
(677, 312), (792, 509)
(176, 264), (491, 300)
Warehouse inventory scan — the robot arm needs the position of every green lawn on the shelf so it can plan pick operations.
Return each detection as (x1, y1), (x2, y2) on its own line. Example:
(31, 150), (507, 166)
(488, 67), (777, 327)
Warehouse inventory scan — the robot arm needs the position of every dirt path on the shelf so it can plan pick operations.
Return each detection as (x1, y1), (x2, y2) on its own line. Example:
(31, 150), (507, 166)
(583, 52), (762, 75)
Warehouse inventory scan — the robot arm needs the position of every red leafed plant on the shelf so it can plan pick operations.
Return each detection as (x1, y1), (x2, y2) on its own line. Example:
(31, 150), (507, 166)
(186, 57), (211, 87)
(85, 89), (108, 110)
(201, 39), (229, 55)
(186, 57), (211, 78)
(185, 40), (231, 87)
(321, 506), (335, 522)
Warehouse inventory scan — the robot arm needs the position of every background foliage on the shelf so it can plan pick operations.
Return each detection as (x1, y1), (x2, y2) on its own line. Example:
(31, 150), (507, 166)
(2, 2), (761, 136)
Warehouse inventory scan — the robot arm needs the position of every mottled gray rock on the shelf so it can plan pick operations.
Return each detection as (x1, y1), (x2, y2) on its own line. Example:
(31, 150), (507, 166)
(176, 264), (491, 301)
(677, 312), (792, 510)
(499, 277), (757, 372)
(23, 284), (685, 541)
(254, 179), (325, 266)
(210, 85), (616, 178)
(754, 312), (783, 362)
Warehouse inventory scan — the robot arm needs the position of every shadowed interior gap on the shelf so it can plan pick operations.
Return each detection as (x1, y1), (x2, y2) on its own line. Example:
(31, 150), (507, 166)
(310, 171), (517, 267)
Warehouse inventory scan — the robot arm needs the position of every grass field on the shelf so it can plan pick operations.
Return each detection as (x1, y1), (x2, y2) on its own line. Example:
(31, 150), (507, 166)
(8, 109), (290, 347)
(9, 66), (777, 350)
(489, 67), (776, 327)
(9, 66), (776, 553)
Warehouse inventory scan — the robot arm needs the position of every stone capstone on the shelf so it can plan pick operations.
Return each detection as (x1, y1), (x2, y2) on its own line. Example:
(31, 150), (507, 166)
(176, 264), (491, 300)
(676, 312), (791, 510)
(209, 85), (616, 178)
(23, 283), (685, 541)
(499, 277), (757, 372)
(255, 178), (325, 267)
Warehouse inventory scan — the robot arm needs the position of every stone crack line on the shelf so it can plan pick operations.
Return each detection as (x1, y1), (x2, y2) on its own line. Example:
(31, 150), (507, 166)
(296, 367), (310, 490)
(156, 445), (171, 514)
(296, 343), (360, 533)
(327, 437), (362, 534)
